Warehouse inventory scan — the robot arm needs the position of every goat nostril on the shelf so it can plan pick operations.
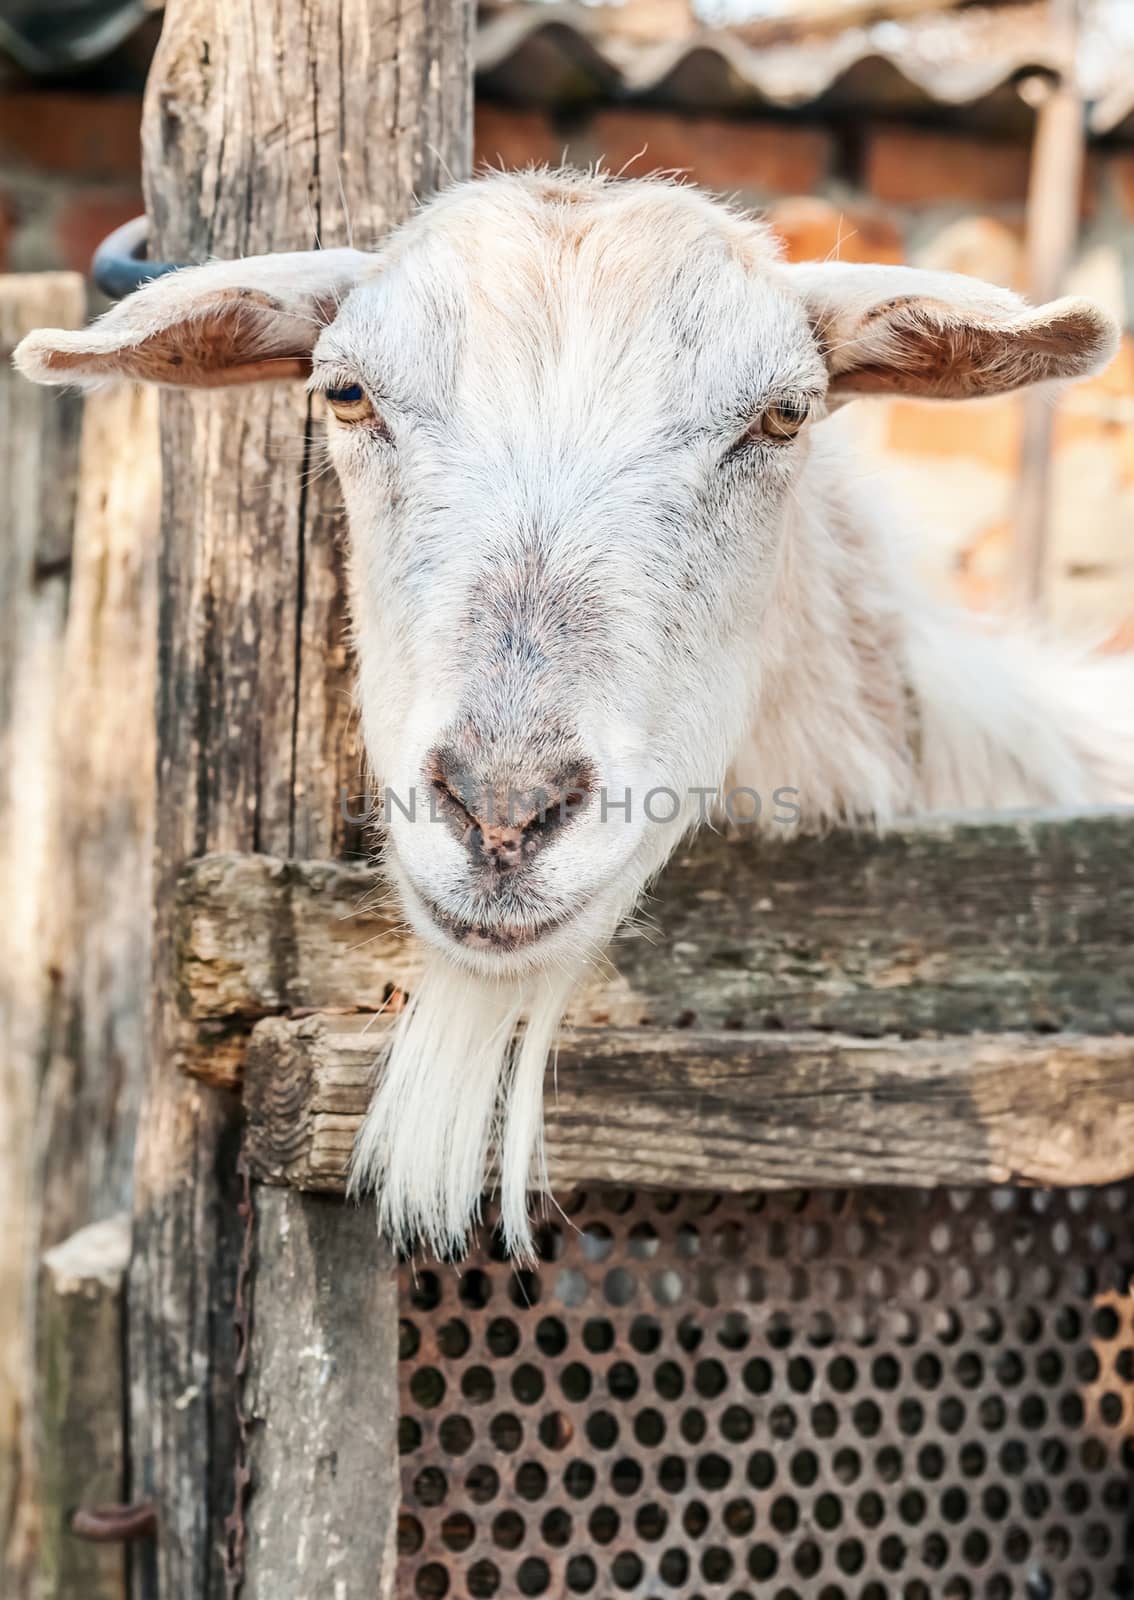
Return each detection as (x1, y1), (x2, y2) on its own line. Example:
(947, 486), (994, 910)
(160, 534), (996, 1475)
(521, 773), (593, 843)
(441, 779), (476, 826)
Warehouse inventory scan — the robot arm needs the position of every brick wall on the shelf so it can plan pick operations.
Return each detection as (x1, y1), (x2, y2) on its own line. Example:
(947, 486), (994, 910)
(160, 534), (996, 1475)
(0, 91), (143, 277)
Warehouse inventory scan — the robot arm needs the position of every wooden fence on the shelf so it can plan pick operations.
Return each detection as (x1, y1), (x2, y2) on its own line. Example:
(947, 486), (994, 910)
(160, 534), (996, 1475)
(188, 808), (1134, 1595)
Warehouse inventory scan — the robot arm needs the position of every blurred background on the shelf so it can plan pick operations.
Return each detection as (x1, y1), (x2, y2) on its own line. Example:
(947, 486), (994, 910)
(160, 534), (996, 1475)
(1, 0), (1133, 630)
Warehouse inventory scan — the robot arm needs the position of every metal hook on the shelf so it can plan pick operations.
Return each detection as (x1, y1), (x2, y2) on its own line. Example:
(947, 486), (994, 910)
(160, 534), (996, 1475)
(71, 1501), (158, 1543)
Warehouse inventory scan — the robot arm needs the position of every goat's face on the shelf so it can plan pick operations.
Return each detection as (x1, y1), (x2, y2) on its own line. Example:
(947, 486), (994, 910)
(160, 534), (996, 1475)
(319, 176), (825, 971)
(16, 171), (1117, 977)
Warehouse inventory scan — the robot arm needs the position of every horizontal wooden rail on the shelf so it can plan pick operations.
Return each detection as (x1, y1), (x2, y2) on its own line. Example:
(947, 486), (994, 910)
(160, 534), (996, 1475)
(179, 807), (1134, 1088)
(244, 1014), (1134, 1194)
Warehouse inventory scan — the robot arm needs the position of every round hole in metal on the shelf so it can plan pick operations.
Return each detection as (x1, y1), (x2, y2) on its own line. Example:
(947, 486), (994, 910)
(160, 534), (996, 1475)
(396, 1187), (1134, 1600)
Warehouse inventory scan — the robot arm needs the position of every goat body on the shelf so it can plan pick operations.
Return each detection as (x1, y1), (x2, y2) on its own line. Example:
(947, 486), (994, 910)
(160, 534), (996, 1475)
(733, 428), (1134, 825)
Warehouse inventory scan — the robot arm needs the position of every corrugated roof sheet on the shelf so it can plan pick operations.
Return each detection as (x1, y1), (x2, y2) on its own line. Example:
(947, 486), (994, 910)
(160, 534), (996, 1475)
(477, 2), (1064, 122)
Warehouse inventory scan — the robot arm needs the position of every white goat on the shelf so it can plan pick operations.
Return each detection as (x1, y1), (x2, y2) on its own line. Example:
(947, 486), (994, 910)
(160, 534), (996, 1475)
(16, 169), (1134, 1259)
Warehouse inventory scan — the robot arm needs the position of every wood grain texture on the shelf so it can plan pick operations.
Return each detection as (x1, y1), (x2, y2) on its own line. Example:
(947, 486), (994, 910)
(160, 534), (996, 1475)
(22, 385), (159, 1600)
(36, 1217), (131, 1600)
(243, 1191), (399, 1600)
(133, 1), (472, 1593)
(35, 382), (160, 1255)
(244, 1013), (1134, 1194)
(0, 271), (84, 1599)
(178, 808), (1134, 1088)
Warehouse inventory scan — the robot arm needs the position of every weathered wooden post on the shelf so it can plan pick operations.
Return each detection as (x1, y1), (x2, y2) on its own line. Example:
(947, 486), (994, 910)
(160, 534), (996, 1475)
(2, 276), (158, 1598)
(130, 2), (472, 1592)
(31, 380), (160, 1600)
(0, 271), (83, 1599)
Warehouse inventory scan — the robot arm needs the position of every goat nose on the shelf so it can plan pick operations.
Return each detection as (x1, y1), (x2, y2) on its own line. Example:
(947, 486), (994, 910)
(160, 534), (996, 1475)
(427, 750), (594, 872)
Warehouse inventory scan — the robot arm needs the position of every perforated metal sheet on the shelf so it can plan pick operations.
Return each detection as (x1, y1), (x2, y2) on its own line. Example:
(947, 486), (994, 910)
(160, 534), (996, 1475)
(397, 1187), (1134, 1599)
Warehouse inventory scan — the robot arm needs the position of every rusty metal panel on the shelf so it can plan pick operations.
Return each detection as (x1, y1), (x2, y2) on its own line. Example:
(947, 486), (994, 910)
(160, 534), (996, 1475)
(398, 1186), (1134, 1599)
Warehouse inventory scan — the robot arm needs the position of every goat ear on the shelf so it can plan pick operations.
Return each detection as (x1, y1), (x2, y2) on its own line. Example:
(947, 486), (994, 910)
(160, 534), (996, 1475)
(786, 261), (1118, 402)
(13, 247), (375, 390)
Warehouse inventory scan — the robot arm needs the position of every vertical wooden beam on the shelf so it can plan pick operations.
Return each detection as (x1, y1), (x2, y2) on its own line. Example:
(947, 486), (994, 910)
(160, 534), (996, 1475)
(36, 1216), (132, 1600)
(1012, 2), (1085, 613)
(132, 2), (473, 1592)
(35, 380), (160, 1247)
(0, 271), (84, 1599)
(242, 1193), (401, 1597)
(33, 381), (159, 1600)
(3, 291), (158, 1597)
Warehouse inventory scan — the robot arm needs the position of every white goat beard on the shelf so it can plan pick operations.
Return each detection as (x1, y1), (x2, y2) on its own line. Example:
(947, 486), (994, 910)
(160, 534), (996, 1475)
(349, 953), (584, 1261)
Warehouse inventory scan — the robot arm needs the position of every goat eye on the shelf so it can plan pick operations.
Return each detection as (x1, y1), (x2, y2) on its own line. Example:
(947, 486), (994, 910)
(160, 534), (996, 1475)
(325, 382), (379, 425)
(727, 397), (811, 460)
(762, 397), (810, 441)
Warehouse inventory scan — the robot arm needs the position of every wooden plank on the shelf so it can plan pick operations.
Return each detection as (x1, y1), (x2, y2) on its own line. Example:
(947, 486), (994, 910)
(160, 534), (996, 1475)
(242, 1190), (400, 1599)
(26, 383), (158, 1600)
(32, 381), (160, 1286)
(178, 807), (1134, 1088)
(3, 295), (158, 1599)
(131, 1), (473, 1593)
(244, 1012), (1134, 1194)
(27, 386), (158, 1600)
(36, 1217), (131, 1600)
(0, 271), (85, 1600)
